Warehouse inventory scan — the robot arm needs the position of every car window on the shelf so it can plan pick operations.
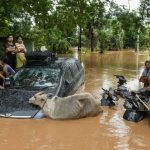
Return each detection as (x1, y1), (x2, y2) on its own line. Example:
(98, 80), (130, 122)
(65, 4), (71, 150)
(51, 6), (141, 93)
(13, 67), (60, 88)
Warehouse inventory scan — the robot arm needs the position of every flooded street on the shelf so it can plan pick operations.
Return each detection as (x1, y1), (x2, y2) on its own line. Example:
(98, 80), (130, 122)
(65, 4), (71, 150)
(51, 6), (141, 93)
(0, 50), (150, 150)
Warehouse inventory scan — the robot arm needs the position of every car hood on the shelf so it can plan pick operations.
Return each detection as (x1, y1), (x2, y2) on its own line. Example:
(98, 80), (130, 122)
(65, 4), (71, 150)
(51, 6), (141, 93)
(0, 89), (54, 118)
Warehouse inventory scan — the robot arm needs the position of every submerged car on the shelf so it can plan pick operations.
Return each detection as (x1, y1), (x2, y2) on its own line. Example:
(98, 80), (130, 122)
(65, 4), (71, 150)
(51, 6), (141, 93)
(0, 51), (84, 119)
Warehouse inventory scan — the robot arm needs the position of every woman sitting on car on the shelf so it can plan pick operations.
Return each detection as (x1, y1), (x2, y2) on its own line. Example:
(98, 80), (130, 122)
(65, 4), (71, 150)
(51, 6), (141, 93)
(0, 56), (15, 77)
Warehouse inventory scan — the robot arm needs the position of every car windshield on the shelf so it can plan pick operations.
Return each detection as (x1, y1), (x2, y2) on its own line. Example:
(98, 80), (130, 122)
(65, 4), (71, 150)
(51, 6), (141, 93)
(13, 67), (60, 88)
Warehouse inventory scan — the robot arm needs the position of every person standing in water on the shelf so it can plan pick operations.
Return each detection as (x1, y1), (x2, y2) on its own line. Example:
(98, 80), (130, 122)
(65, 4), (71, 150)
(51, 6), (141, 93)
(5, 35), (17, 70)
(139, 60), (150, 87)
(15, 36), (26, 69)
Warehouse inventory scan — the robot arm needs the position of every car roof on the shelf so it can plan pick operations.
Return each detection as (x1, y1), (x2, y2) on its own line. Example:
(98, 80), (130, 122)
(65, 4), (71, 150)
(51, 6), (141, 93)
(26, 51), (78, 69)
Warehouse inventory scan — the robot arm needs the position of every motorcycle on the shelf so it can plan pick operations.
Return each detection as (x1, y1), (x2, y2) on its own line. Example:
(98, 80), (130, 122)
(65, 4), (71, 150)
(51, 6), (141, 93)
(100, 88), (119, 106)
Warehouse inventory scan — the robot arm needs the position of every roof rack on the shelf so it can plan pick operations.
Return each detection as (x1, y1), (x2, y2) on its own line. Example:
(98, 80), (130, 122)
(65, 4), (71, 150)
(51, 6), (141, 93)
(26, 50), (57, 66)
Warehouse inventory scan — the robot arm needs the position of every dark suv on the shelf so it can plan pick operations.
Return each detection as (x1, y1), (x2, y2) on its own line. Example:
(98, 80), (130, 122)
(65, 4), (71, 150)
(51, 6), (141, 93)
(0, 51), (84, 118)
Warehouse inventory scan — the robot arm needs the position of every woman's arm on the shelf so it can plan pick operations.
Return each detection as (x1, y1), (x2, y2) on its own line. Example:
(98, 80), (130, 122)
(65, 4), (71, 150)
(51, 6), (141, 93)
(6, 47), (16, 52)
(139, 76), (148, 83)
(20, 44), (26, 53)
(15, 43), (26, 53)
(6, 44), (16, 53)
(0, 74), (5, 80)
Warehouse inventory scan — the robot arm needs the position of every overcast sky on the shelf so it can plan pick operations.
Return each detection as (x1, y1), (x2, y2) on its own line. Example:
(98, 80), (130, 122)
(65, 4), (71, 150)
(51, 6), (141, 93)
(115, 0), (140, 10)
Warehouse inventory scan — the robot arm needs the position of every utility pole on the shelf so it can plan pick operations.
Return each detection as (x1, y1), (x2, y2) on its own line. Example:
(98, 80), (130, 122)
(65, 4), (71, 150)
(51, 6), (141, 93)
(136, 28), (140, 54)
(78, 26), (82, 52)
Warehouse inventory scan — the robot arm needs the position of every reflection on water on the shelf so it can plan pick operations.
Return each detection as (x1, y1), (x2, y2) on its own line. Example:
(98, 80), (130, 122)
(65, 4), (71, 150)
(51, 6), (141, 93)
(83, 51), (149, 94)
(108, 113), (130, 150)
(82, 50), (150, 150)
(0, 50), (150, 150)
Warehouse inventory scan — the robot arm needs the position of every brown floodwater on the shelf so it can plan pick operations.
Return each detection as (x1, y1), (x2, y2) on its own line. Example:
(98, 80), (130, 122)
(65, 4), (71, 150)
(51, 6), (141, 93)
(0, 50), (150, 150)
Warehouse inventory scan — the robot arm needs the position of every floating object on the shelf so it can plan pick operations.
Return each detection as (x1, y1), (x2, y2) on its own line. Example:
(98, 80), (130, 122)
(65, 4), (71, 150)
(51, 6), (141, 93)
(123, 109), (147, 122)
(123, 90), (150, 122)
(100, 88), (119, 106)
(102, 75), (150, 122)
(114, 75), (129, 98)
(114, 75), (127, 86)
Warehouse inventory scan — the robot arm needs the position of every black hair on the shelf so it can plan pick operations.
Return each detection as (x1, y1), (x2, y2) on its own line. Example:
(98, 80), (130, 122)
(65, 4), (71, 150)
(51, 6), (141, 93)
(145, 60), (150, 66)
(7, 34), (13, 39)
(0, 56), (8, 64)
(17, 35), (23, 40)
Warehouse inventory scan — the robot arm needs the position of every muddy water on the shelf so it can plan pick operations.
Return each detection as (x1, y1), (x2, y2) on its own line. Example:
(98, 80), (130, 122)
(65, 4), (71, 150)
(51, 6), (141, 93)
(0, 50), (150, 150)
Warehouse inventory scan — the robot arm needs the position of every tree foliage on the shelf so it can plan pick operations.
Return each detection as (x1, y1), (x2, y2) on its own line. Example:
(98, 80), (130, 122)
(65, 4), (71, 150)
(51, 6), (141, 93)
(0, 0), (149, 52)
